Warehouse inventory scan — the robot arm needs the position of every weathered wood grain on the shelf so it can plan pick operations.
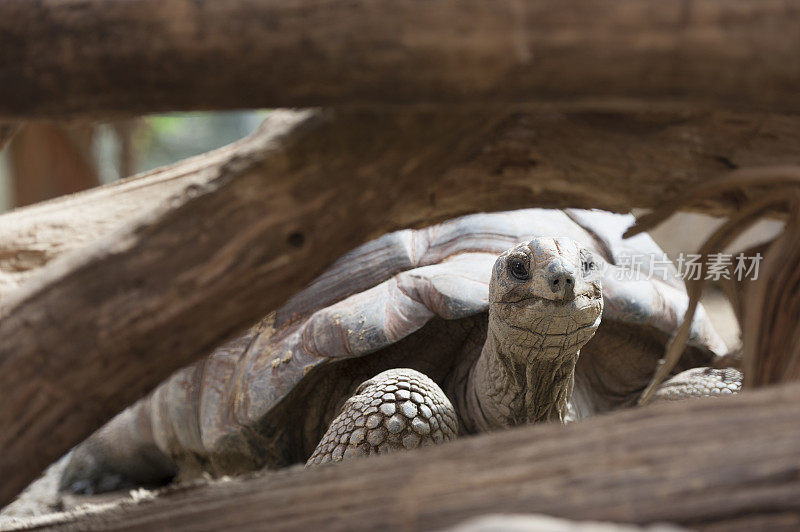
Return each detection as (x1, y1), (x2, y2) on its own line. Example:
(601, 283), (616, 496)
(2, 108), (799, 506)
(32, 383), (800, 531)
(2, 0), (800, 119)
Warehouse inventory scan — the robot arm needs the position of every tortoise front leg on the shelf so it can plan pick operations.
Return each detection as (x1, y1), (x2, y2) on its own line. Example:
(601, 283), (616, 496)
(306, 368), (458, 466)
(651, 367), (742, 402)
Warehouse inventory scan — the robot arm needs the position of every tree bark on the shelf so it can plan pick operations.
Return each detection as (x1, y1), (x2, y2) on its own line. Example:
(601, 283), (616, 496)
(2, 0), (800, 119)
(38, 383), (800, 531)
(1, 108), (798, 506)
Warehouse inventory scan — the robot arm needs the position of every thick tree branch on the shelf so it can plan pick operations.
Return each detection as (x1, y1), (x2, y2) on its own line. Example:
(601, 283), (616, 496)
(35, 383), (800, 531)
(1, 0), (800, 119)
(2, 108), (799, 505)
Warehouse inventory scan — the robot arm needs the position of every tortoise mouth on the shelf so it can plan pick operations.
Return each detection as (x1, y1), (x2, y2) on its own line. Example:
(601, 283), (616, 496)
(496, 314), (601, 335)
(499, 292), (602, 312)
(494, 293), (603, 337)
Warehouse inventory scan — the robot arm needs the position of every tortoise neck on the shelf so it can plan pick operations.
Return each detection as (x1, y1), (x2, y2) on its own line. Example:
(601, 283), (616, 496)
(463, 312), (578, 432)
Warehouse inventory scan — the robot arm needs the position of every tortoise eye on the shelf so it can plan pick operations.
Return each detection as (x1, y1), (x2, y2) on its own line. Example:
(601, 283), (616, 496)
(508, 257), (530, 281)
(581, 250), (597, 278)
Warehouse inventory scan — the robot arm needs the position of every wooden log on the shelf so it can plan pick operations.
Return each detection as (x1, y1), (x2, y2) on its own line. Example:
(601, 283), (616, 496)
(2, 0), (800, 119)
(37, 383), (800, 531)
(2, 108), (798, 506)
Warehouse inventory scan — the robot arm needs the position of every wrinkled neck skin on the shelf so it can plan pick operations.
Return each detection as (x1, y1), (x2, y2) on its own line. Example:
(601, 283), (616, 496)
(462, 309), (580, 432)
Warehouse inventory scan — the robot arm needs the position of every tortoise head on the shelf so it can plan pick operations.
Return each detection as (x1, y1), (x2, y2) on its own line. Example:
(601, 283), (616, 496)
(489, 237), (604, 356)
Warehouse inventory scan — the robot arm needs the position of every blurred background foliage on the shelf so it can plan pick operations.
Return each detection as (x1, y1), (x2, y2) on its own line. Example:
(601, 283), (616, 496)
(0, 110), (268, 212)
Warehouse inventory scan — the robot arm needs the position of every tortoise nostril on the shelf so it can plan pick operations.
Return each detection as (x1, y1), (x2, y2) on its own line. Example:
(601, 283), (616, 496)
(548, 269), (576, 299)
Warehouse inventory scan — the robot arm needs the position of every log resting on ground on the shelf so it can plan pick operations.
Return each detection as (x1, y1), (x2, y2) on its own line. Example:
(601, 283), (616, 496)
(31, 383), (800, 531)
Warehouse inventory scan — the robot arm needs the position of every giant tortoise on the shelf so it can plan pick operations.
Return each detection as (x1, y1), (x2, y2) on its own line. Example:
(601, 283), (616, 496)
(61, 209), (738, 493)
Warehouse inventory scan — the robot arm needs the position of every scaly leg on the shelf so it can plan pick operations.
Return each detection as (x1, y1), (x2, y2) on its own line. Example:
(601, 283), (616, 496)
(307, 368), (458, 465)
(651, 367), (742, 402)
